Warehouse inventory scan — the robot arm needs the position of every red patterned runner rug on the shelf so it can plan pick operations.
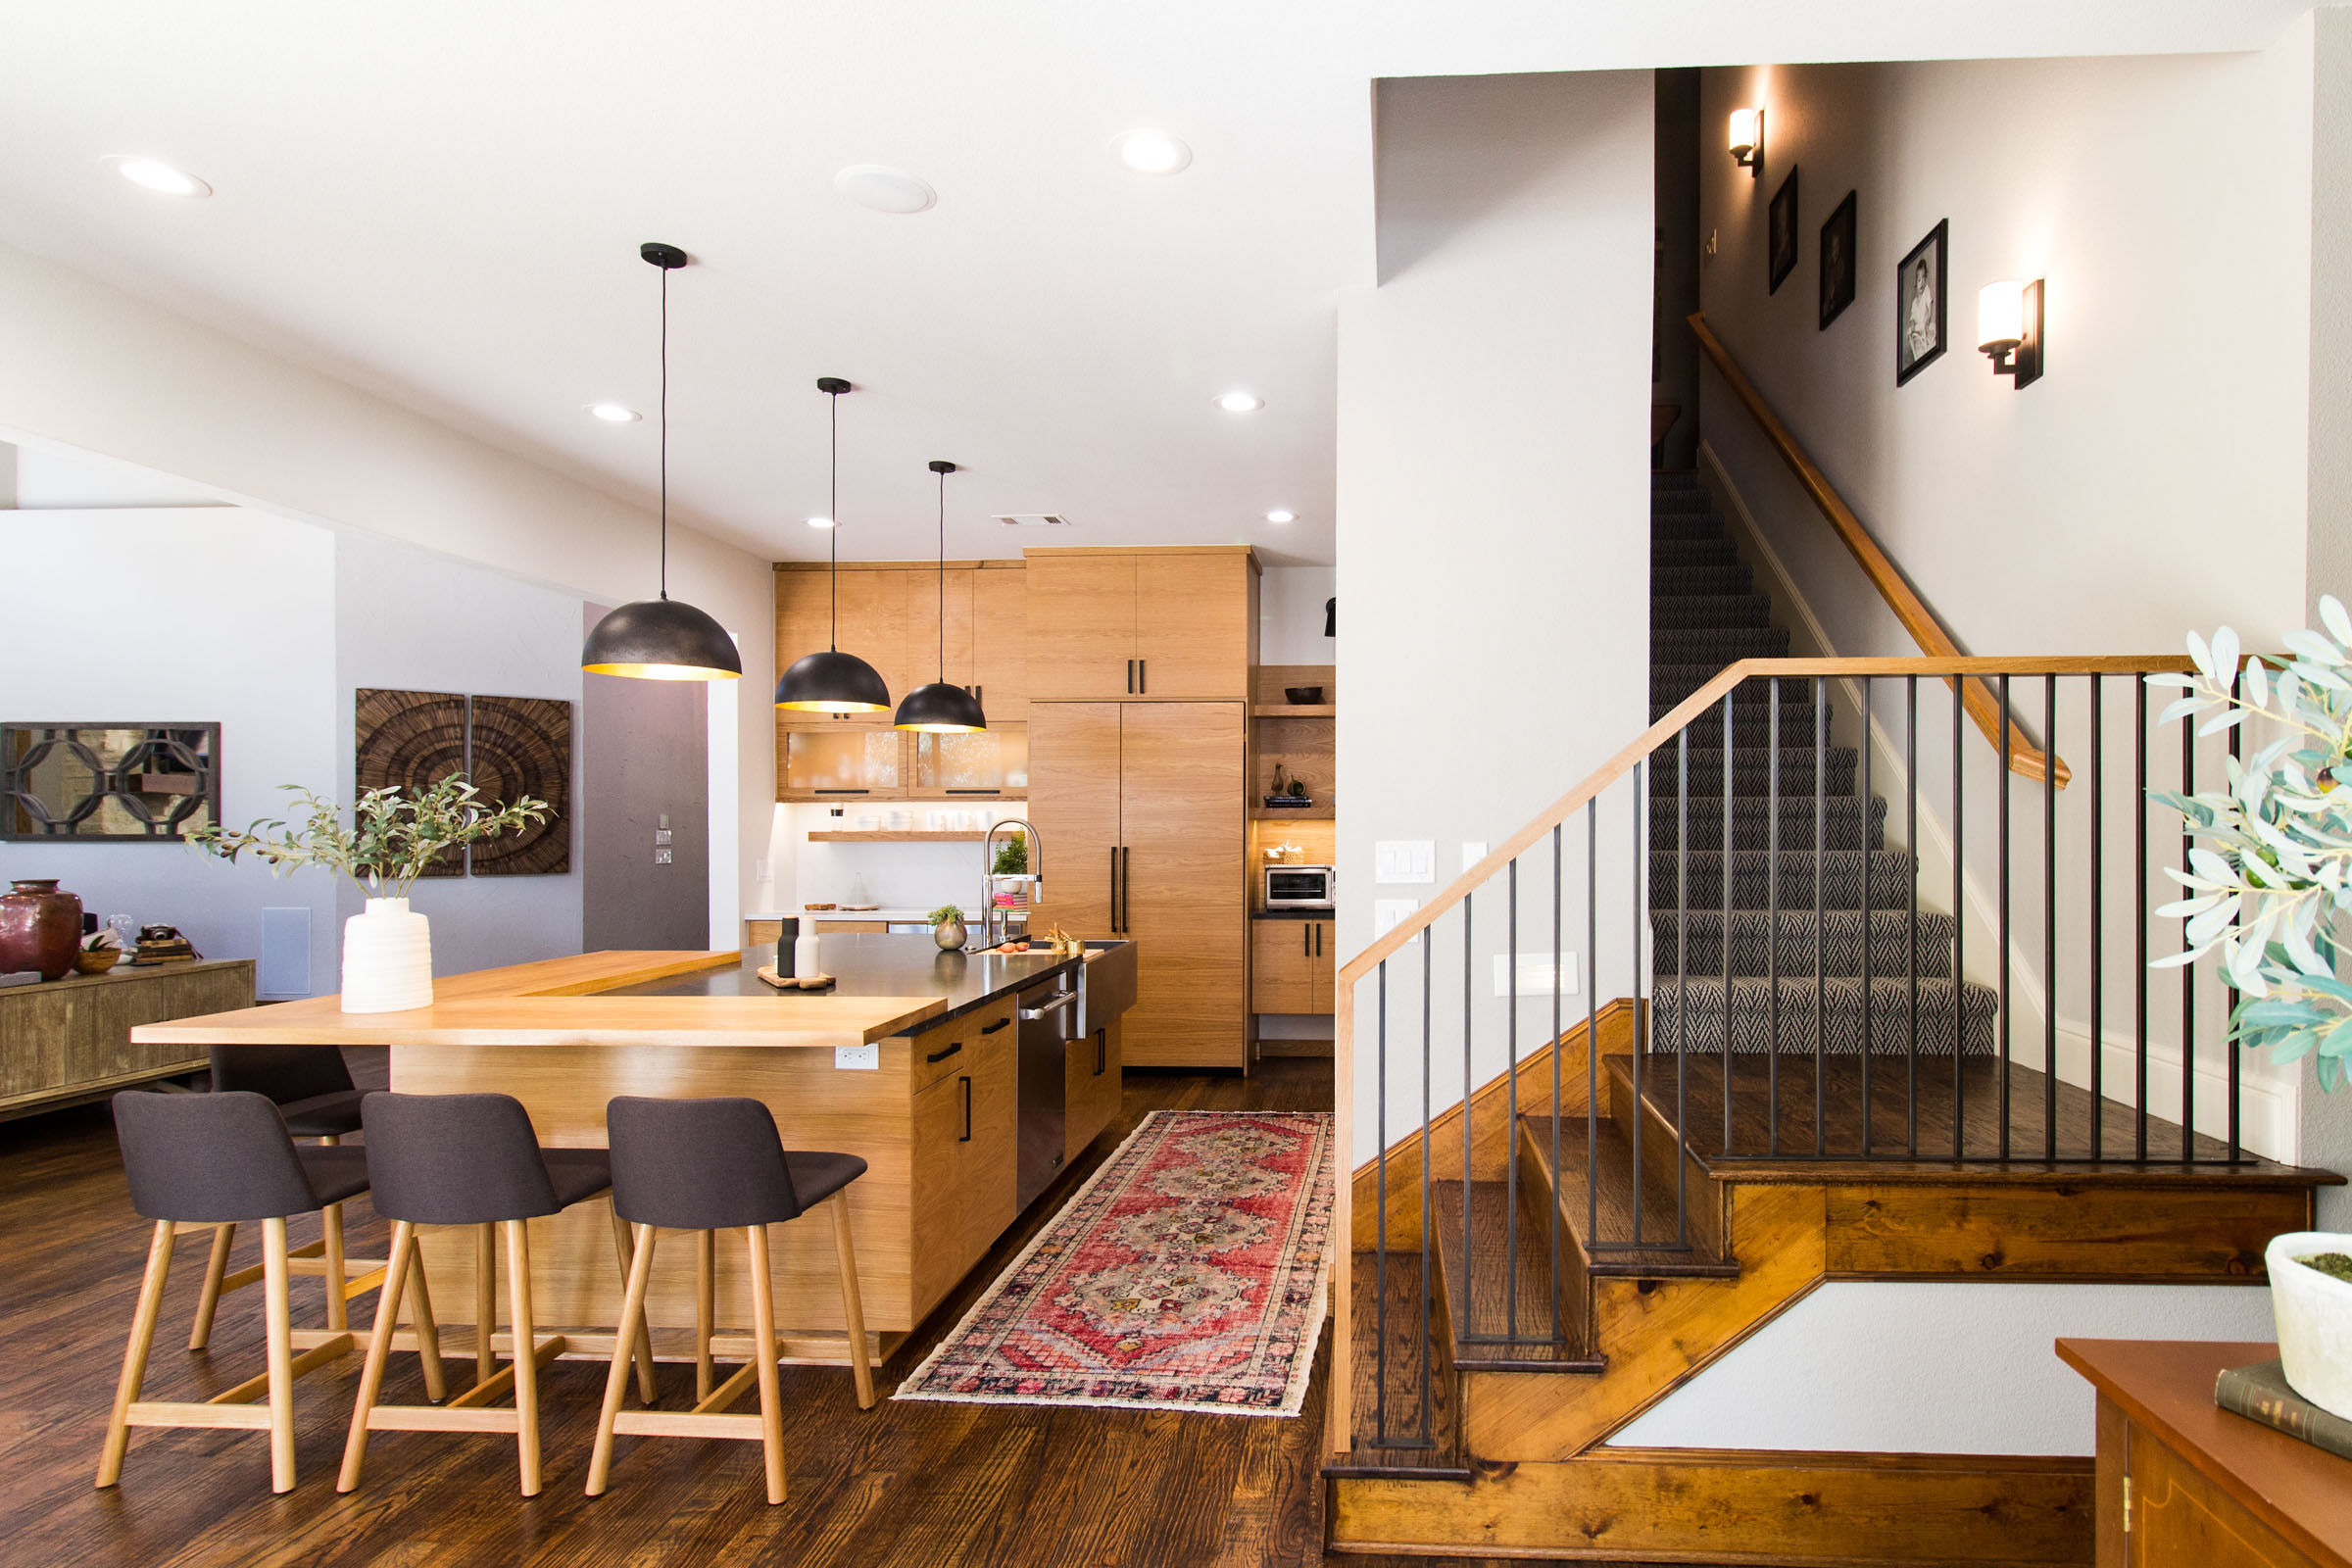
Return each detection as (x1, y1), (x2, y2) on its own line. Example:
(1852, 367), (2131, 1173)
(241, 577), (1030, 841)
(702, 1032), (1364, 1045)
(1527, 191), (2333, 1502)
(894, 1110), (1334, 1415)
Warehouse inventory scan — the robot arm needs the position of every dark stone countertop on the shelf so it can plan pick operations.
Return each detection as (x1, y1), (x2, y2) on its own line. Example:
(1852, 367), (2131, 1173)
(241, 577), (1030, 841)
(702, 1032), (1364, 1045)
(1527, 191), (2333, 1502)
(1252, 908), (1333, 920)
(601, 933), (1089, 1031)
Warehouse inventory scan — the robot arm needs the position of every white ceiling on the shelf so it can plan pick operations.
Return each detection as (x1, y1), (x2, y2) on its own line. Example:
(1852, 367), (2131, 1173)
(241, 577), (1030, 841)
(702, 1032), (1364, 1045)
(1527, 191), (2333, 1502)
(0, 1), (2314, 570)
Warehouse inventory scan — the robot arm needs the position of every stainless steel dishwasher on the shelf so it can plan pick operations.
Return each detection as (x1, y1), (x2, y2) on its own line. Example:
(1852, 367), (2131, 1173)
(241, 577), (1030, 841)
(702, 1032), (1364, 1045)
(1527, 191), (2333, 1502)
(1014, 973), (1075, 1207)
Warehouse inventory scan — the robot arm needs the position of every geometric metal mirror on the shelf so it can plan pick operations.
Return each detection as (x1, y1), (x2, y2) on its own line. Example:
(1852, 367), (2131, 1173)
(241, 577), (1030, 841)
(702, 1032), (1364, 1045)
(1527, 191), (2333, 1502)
(0, 722), (221, 841)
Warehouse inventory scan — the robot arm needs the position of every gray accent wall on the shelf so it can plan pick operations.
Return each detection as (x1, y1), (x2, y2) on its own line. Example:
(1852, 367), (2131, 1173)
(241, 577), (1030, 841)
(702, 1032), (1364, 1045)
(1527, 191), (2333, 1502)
(581, 605), (710, 953)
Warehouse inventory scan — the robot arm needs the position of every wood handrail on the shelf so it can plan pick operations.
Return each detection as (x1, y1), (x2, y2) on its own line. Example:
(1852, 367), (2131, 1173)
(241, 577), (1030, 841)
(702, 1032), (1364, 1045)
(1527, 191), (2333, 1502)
(1688, 312), (2068, 790)
(1334, 654), (2190, 990)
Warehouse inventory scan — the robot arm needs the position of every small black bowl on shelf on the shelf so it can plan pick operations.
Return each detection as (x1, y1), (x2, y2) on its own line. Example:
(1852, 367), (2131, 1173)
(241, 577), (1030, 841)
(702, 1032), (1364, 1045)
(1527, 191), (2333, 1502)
(1283, 686), (1325, 706)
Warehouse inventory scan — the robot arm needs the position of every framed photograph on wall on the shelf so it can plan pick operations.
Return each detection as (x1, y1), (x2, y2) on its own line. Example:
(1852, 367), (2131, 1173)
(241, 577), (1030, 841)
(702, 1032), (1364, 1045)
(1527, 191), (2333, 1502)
(1819, 189), (1857, 329)
(1895, 219), (1948, 385)
(1767, 166), (1800, 294)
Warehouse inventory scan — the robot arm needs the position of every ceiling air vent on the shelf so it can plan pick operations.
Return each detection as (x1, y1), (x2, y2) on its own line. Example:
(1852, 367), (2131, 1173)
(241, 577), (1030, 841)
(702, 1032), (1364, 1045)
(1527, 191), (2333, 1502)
(994, 513), (1072, 528)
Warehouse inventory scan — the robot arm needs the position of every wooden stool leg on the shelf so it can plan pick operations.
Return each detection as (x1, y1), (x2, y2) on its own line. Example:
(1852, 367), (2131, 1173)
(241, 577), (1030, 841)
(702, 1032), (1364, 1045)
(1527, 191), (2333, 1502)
(188, 1222), (234, 1351)
(405, 1239), (447, 1403)
(338, 1220), (416, 1493)
(97, 1220), (175, 1488)
(262, 1216), (298, 1494)
(586, 1223), (658, 1497)
(504, 1219), (543, 1496)
(695, 1228), (715, 1403)
(608, 1206), (658, 1405)
(321, 1202), (349, 1333)
(474, 1222), (497, 1384)
(746, 1226), (786, 1506)
(828, 1192), (876, 1410)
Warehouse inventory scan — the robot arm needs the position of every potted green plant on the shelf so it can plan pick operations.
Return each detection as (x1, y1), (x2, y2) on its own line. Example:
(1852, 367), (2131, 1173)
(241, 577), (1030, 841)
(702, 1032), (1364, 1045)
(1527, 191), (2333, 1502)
(2151, 594), (2352, 1417)
(193, 777), (549, 1014)
(927, 904), (968, 952)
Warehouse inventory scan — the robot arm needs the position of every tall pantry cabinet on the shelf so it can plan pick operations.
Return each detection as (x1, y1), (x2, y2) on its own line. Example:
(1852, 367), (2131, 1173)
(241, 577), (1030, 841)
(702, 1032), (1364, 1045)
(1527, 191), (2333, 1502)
(1025, 547), (1257, 1070)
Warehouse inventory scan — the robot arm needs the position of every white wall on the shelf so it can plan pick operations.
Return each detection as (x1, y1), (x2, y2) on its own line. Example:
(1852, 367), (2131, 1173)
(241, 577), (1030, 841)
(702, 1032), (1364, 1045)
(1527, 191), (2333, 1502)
(1260, 565), (1337, 665)
(1, 507), (341, 995)
(332, 528), (587, 974)
(0, 239), (772, 948)
(1338, 70), (1654, 1162)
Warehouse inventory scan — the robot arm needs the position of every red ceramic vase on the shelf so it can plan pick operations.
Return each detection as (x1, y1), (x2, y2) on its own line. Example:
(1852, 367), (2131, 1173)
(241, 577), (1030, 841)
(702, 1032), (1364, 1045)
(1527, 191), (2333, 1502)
(0, 879), (83, 982)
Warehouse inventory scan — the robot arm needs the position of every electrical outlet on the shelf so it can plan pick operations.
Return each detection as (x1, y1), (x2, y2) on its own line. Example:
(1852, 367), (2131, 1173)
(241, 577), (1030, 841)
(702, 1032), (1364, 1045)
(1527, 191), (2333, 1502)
(752, 858), (771, 883)
(1493, 953), (1579, 998)
(1374, 898), (1420, 935)
(655, 848), (673, 865)
(1375, 841), (1435, 885)
(1461, 841), (1490, 873)
(834, 1042), (879, 1071)
(655, 829), (673, 846)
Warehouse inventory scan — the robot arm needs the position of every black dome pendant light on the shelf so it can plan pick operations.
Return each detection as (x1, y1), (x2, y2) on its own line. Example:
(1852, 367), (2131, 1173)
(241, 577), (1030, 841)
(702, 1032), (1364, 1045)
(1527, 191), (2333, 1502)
(581, 243), (745, 682)
(894, 461), (988, 733)
(775, 378), (892, 712)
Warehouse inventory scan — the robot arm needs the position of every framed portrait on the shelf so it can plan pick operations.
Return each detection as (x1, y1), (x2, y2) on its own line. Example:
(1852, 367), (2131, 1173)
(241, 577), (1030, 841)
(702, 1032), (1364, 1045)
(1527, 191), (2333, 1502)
(1819, 189), (1857, 329)
(1895, 219), (1948, 385)
(1767, 166), (1800, 294)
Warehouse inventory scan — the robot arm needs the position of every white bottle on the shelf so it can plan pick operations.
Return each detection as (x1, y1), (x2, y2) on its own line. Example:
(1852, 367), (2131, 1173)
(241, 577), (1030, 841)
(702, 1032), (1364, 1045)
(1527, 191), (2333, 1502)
(793, 925), (824, 978)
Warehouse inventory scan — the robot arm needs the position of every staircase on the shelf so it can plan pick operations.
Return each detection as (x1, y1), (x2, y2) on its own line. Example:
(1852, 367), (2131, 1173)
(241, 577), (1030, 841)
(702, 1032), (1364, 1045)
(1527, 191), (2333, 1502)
(1323, 469), (2340, 1565)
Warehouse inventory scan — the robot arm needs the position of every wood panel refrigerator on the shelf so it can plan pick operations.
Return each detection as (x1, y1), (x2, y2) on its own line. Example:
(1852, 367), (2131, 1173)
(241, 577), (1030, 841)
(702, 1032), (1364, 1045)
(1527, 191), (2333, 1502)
(1028, 702), (1248, 1069)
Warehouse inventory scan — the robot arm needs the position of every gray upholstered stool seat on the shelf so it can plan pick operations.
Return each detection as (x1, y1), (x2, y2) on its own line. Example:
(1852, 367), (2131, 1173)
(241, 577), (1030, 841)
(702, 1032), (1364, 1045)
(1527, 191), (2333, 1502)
(97, 1091), (434, 1495)
(190, 1045), (383, 1351)
(338, 1092), (654, 1499)
(586, 1096), (875, 1506)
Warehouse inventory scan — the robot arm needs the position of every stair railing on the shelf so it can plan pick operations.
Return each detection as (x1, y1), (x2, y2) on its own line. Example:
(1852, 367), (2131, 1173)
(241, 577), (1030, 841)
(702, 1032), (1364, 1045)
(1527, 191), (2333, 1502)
(1689, 313), (2067, 788)
(1331, 653), (2254, 1460)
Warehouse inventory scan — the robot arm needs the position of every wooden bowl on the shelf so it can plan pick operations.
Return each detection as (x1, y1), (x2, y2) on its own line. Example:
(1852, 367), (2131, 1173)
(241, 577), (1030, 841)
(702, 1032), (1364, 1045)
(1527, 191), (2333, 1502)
(74, 949), (122, 976)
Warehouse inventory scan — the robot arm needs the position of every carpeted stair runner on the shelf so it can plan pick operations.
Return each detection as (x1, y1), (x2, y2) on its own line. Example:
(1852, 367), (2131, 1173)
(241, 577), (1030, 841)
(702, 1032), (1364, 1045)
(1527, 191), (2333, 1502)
(1645, 471), (1995, 1057)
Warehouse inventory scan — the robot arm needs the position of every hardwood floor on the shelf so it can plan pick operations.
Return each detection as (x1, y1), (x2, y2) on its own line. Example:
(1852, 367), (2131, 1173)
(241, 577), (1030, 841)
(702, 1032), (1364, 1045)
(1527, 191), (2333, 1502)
(2, 1052), (1606, 1568)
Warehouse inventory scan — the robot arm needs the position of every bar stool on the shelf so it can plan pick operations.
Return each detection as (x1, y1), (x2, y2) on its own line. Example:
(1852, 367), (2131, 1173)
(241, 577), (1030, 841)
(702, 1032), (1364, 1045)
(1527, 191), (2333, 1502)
(190, 1044), (382, 1349)
(587, 1096), (875, 1505)
(338, 1092), (656, 1497)
(98, 1090), (441, 1494)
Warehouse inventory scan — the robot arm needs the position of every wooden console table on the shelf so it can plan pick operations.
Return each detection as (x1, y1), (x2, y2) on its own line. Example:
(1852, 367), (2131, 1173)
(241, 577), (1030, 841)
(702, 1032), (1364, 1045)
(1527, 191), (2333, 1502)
(0, 958), (254, 1120)
(2059, 1338), (2352, 1568)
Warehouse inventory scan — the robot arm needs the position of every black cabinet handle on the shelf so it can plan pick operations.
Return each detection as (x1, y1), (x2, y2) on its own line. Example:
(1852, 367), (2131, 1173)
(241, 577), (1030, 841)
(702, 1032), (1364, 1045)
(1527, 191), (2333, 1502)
(1126, 659), (1135, 694)
(1138, 659), (1147, 694)
(1120, 846), (1131, 932)
(925, 1039), (963, 1064)
(946, 788), (1001, 795)
(1303, 922), (1310, 957)
(1094, 1026), (1106, 1077)
(1316, 923), (1323, 957)
(1108, 846), (1119, 933)
(814, 788), (870, 795)
(980, 1016), (1010, 1035)
(959, 1075), (972, 1142)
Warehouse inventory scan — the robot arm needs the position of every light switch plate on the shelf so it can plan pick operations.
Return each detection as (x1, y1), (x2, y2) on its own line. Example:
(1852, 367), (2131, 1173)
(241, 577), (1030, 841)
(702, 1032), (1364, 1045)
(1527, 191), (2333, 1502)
(1374, 898), (1421, 936)
(1461, 841), (1490, 873)
(655, 847), (673, 865)
(1493, 953), (1579, 998)
(834, 1042), (879, 1071)
(655, 829), (673, 846)
(660, 812), (670, 829)
(1375, 841), (1435, 885)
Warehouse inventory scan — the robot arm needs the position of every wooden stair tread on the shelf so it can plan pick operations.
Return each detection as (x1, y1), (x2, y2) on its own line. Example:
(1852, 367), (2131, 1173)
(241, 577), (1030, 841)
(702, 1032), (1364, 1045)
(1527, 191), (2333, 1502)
(1517, 1113), (1738, 1278)
(1325, 1250), (1468, 1480)
(1602, 1053), (2334, 1186)
(1428, 1180), (1602, 1373)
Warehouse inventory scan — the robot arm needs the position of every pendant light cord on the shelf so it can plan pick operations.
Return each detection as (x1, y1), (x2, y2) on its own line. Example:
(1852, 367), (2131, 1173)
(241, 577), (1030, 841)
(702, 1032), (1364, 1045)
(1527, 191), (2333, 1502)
(829, 388), (840, 653)
(937, 466), (948, 677)
(659, 262), (670, 601)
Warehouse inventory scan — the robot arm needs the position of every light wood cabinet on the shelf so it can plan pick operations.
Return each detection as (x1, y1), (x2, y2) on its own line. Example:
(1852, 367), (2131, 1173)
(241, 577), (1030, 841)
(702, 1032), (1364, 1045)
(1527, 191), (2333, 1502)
(908, 1017), (1016, 1312)
(1251, 920), (1318, 1013)
(775, 562), (1027, 727)
(1025, 548), (1256, 702)
(1029, 701), (1249, 1069)
(0, 959), (254, 1120)
(1065, 1019), (1123, 1163)
(969, 566), (1030, 722)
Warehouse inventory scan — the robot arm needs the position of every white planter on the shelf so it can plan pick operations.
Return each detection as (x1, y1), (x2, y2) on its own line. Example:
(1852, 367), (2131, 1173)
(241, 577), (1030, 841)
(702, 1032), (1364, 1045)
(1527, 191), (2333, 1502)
(2269, 1231), (2352, 1420)
(339, 896), (434, 1013)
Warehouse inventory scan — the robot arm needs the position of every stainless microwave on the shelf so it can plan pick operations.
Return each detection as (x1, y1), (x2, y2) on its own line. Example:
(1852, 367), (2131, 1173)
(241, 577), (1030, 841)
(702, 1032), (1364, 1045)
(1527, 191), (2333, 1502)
(1264, 864), (1336, 910)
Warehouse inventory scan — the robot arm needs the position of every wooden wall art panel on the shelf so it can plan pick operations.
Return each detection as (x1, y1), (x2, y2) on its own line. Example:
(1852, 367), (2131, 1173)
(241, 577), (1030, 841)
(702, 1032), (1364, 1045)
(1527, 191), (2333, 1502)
(354, 688), (468, 877)
(466, 695), (571, 876)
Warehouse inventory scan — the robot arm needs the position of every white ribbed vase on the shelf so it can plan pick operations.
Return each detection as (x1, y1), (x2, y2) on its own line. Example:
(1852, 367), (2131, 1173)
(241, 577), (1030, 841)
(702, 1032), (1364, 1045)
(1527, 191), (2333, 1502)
(339, 896), (434, 1013)
(2270, 1232), (2352, 1420)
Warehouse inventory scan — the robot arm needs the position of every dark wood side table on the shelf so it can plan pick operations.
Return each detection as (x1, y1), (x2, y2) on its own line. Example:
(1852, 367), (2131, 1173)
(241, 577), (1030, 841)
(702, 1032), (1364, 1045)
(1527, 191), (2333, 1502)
(2058, 1338), (2352, 1568)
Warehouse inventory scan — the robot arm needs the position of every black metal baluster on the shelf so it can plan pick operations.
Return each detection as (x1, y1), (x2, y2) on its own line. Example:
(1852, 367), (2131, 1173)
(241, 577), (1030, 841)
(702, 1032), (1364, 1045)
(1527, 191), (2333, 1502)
(1632, 761), (1645, 1245)
(1419, 926), (1433, 1441)
(1860, 676), (1875, 1156)
(1587, 800), (1600, 1250)
(2043, 675), (2058, 1160)
(1462, 892), (1474, 1323)
(1505, 858), (1519, 1342)
(2136, 677), (2149, 1161)
(2228, 714), (2242, 1162)
(1907, 674), (1920, 1157)
(1998, 673), (2011, 1160)
(2089, 675), (2104, 1161)
(2181, 717), (2195, 1162)
(1677, 727), (1690, 1245)
(1722, 692), (1736, 1155)
(1952, 679), (1966, 1160)
(1375, 959), (1389, 1443)
(1768, 679), (1781, 1154)
(1814, 676), (1826, 1158)
(1551, 823), (1563, 1344)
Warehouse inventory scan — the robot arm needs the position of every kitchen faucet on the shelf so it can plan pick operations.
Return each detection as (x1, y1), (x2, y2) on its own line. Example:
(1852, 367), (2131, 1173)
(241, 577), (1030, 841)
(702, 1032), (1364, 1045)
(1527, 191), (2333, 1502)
(978, 818), (1043, 949)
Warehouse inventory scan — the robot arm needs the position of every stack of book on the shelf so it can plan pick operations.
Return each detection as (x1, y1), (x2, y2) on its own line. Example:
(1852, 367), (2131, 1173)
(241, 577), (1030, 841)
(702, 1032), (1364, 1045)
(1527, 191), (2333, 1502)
(2215, 1358), (2352, 1459)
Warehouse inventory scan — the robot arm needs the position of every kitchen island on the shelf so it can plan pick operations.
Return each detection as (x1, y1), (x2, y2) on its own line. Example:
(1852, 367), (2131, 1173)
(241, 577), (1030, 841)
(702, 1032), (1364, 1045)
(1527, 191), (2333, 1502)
(129, 938), (1133, 1370)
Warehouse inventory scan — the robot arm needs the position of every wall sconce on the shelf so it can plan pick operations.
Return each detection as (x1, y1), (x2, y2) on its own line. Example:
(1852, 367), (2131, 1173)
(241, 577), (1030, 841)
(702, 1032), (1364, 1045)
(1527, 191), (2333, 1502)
(1728, 108), (1763, 177)
(1977, 279), (2044, 388)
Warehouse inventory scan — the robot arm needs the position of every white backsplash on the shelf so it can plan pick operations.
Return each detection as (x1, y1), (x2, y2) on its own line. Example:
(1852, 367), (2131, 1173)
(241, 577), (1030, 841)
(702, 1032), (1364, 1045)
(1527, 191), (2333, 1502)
(791, 801), (1030, 914)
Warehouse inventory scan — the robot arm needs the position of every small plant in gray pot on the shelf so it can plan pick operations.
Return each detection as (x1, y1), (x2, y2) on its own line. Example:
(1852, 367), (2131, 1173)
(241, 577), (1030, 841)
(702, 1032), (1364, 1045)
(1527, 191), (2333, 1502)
(2152, 595), (2352, 1417)
(927, 905), (968, 953)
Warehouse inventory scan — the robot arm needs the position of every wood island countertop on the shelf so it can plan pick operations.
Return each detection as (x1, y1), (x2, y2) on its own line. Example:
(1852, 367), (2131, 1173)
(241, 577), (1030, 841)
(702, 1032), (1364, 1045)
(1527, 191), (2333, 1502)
(126, 949), (952, 1052)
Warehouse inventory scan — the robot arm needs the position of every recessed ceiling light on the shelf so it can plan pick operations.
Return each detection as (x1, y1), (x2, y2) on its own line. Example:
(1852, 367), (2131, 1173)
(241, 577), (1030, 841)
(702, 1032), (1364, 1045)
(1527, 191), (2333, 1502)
(586, 403), (641, 423)
(806, 515), (839, 530)
(1112, 129), (1193, 175)
(1265, 510), (1297, 524)
(833, 165), (937, 215)
(1216, 391), (1264, 414)
(108, 156), (211, 198)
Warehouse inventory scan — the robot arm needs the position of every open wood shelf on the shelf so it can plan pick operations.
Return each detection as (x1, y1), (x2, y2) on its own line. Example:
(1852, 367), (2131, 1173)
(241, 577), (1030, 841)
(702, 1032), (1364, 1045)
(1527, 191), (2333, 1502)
(1251, 704), (1335, 719)
(1251, 805), (1334, 820)
(807, 830), (992, 842)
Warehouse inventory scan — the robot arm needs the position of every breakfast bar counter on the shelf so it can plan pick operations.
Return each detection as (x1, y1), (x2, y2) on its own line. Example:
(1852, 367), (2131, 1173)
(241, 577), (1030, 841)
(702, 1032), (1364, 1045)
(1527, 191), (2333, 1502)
(130, 942), (1131, 1369)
